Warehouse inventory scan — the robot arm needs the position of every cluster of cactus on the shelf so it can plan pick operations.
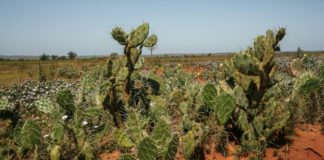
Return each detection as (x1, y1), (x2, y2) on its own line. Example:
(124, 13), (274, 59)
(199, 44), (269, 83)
(290, 71), (323, 124)
(290, 47), (320, 77)
(203, 28), (290, 155)
(290, 47), (305, 76)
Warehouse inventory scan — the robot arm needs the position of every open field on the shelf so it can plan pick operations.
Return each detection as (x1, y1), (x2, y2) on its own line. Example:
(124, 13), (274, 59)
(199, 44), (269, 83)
(0, 54), (233, 87)
(1, 52), (323, 87)
(1, 25), (324, 160)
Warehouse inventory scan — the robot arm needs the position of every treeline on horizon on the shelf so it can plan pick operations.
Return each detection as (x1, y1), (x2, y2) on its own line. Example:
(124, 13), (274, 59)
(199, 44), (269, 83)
(0, 49), (324, 61)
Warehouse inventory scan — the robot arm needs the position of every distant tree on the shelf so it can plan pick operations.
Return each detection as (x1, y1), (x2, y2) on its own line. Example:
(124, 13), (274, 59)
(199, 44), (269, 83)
(51, 55), (58, 60)
(40, 53), (50, 61)
(68, 51), (77, 60)
(58, 56), (67, 60)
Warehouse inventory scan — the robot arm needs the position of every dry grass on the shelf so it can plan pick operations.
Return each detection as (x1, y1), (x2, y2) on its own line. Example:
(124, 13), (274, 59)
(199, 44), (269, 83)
(1, 52), (323, 87)
(0, 58), (106, 87)
(0, 55), (232, 87)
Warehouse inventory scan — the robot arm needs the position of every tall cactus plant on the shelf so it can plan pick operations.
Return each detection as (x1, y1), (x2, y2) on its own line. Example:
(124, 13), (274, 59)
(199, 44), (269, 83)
(203, 28), (290, 156)
(111, 23), (157, 95)
(103, 23), (158, 126)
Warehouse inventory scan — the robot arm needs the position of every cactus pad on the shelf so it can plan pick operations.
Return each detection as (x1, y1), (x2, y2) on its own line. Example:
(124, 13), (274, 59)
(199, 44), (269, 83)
(137, 137), (157, 160)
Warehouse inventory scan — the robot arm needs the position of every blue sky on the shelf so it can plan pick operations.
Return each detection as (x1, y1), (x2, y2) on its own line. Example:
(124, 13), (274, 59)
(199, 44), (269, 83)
(0, 0), (324, 56)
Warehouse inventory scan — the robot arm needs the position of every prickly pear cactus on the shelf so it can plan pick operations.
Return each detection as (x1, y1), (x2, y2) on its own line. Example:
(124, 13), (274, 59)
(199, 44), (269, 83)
(137, 137), (157, 160)
(143, 34), (158, 47)
(202, 84), (236, 125)
(113, 129), (135, 148)
(15, 120), (41, 150)
(56, 89), (75, 117)
(203, 28), (290, 155)
(35, 97), (55, 114)
(163, 135), (179, 160)
(102, 23), (158, 126)
(291, 71), (322, 123)
(111, 23), (157, 94)
(126, 109), (149, 145)
(51, 123), (64, 144)
(50, 145), (61, 160)
(181, 123), (203, 159)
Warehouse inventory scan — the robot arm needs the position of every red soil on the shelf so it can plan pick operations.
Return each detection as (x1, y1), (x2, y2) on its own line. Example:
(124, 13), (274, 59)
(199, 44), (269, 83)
(99, 150), (121, 160)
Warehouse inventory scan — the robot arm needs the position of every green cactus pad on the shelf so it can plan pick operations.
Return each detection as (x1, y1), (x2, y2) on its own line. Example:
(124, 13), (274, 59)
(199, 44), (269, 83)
(126, 109), (149, 145)
(116, 67), (129, 82)
(163, 135), (179, 160)
(232, 85), (248, 108)
(293, 71), (320, 95)
(275, 28), (286, 45)
(137, 137), (157, 160)
(130, 47), (139, 65)
(15, 120), (41, 149)
(151, 117), (172, 157)
(202, 83), (218, 111)
(233, 52), (259, 75)
(111, 27), (129, 45)
(80, 141), (94, 160)
(253, 37), (265, 60)
(113, 129), (135, 148)
(134, 56), (145, 69)
(262, 84), (281, 102)
(128, 23), (149, 48)
(35, 97), (55, 114)
(214, 92), (236, 125)
(179, 101), (188, 115)
(51, 123), (64, 144)
(143, 34), (158, 47)
(56, 89), (74, 114)
(182, 131), (196, 159)
(151, 117), (172, 146)
(50, 145), (61, 160)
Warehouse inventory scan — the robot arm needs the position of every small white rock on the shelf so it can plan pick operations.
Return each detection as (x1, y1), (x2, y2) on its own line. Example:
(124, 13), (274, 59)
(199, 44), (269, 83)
(82, 120), (88, 126)
(62, 115), (68, 120)
(285, 98), (290, 102)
